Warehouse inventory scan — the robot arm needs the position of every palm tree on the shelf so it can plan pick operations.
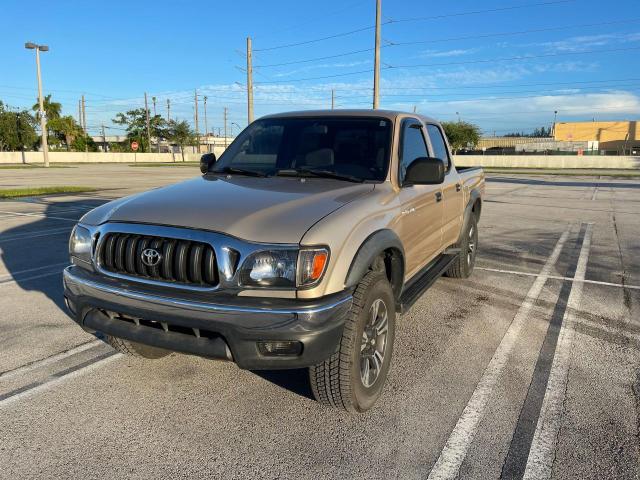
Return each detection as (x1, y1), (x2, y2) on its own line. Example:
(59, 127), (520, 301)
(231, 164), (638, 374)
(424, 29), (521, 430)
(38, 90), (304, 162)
(32, 94), (62, 121)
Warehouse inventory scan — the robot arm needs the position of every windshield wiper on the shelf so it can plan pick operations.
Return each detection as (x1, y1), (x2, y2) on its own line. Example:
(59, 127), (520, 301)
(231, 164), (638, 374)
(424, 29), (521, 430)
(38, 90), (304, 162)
(276, 168), (364, 183)
(213, 166), (267, 177)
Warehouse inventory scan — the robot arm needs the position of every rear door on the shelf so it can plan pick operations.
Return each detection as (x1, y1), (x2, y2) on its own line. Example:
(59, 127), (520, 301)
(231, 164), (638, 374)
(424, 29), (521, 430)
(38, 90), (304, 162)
(396, 118), (444, 278)
(426, 124), (464, 248)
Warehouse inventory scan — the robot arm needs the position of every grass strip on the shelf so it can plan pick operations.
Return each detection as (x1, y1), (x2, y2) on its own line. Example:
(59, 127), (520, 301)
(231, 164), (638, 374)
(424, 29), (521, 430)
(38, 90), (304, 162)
(0, 186), (97, 199)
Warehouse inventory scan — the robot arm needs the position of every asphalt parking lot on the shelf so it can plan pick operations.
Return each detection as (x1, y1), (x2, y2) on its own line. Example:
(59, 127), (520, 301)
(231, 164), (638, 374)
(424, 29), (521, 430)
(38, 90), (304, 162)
(1, 165), (639, 479)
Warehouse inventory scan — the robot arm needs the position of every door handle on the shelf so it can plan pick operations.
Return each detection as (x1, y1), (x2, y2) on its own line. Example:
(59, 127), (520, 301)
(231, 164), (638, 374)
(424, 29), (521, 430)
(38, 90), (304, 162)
(435, 192), (443, 202)
(456, 183), (462, 192)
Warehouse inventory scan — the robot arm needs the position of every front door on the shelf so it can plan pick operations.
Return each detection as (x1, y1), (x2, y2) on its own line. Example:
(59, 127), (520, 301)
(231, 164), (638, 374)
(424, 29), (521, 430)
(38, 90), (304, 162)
(396, 119), (444, 279)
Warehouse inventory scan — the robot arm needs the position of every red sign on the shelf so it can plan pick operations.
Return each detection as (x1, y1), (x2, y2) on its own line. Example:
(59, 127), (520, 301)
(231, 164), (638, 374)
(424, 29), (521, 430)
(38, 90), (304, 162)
(131, 141), (139, 151)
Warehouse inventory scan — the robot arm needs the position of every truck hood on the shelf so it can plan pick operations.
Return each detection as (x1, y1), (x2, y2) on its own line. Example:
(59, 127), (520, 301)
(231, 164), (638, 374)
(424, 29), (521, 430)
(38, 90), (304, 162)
(81, 175), (374, 243)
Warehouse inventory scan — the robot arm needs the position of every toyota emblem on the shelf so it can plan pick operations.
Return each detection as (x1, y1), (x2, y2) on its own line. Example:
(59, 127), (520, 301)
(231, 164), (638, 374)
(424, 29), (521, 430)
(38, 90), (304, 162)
(141, 248), (162, 267)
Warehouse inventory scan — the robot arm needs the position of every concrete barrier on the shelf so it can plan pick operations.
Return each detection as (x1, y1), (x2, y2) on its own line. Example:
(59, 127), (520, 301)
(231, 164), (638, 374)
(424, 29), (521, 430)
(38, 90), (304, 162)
(0, 148), (226, 165)
(453, 155), (640, 169)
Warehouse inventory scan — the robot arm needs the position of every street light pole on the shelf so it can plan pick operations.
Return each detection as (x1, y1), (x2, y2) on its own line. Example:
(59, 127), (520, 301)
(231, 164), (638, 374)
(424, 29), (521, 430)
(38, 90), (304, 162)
(25, 42), (49, 167)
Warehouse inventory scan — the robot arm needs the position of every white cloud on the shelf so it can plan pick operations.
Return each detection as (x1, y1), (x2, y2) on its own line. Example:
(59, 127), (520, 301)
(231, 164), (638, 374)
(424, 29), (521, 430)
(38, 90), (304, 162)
(532, 32), (640, 52)
(416, 48), (478, 59)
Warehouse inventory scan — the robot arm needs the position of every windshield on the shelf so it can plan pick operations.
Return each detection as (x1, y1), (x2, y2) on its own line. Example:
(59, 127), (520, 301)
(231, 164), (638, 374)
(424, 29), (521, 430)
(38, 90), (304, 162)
(213, 117), (392, 181)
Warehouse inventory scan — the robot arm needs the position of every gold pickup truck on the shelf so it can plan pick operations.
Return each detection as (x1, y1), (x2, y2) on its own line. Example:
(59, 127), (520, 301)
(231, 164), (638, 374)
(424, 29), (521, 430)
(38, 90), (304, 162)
(64, 110), (484, 412)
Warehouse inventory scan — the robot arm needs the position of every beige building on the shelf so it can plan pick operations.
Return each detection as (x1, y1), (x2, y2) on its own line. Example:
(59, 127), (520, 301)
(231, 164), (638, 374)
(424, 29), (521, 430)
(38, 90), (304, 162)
(554, 121), (639, 153)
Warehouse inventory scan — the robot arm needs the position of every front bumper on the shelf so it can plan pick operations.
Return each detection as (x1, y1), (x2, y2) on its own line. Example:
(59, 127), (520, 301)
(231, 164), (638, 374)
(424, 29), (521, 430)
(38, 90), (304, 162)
(63, 266), (352, 369)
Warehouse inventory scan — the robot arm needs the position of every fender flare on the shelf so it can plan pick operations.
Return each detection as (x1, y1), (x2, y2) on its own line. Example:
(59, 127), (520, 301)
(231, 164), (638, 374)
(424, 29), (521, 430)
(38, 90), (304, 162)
(344, 229), (405, 299)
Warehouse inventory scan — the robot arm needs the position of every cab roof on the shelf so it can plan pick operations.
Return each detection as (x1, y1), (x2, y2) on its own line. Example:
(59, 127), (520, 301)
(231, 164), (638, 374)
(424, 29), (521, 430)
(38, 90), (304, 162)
(260, 109), (440, 125)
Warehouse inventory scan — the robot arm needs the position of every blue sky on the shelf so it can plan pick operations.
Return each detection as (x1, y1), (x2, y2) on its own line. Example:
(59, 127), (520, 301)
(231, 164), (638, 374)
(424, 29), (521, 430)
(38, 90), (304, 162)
(1, 0), (638, 136)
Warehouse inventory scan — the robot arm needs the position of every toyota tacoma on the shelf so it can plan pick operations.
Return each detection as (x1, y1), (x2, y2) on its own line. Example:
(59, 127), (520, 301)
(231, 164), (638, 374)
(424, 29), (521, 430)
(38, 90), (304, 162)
(64, 110), (484, 412)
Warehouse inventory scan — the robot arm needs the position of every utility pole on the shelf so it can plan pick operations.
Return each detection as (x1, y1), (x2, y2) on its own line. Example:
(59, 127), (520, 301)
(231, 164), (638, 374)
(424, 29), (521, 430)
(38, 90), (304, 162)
(78, 99), (82, 127)
(144, 92), (151, 152)
(81, 95), (87, 133)
(25, 42), (50, 167)
(331, 89), (335, 110)
(166, 98), (171, 121)
(372, 0), (381, 109)
(81, 94), (87, 152)
(223, 107), (228, 148)
(246, 37), (254, 124)
(194, 89), (200, 153)
(101, 124), (107, 152)
(152, 96), (157, 117)
(203, 96), (209, 135)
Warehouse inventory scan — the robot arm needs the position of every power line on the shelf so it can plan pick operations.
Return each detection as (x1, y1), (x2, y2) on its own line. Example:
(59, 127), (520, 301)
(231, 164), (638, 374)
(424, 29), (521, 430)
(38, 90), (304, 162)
(255, 69), (374, 84)
(254, 46), (640, 84)
(386, 18), (640, 47)
(253, 0), (578, 52)
(388, 0), (576, 23)
(390, 46), (640, 69)
(253, 17), (639, 68)
(254, 25), (380, 52)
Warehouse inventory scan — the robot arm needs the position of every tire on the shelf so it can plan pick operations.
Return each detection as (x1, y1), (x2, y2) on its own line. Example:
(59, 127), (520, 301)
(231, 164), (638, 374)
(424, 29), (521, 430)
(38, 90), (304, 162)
(106, 335), (170, 359)
(309, 270), (396, 413)
(445, 213), (478, 279)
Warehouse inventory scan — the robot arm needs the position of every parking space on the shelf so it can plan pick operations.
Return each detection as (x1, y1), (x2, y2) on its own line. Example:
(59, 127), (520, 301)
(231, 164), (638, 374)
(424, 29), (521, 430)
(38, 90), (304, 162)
(0, 165), (638, 479)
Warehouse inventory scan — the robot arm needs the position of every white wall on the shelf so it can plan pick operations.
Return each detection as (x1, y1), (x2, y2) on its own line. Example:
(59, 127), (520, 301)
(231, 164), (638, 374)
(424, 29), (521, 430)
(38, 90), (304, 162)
(453, 155), (640, 169)
(1, 151), (639, 169)
(0, 148), (227, 164)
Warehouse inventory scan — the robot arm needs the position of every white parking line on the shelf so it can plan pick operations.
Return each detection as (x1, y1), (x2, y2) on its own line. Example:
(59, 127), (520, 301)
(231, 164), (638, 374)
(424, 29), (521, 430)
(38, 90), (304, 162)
(0, 210), (78, 222)
(0, 340), (102, 380)
(477, 267), (640, 291)
(0, 262), (69, 281)
(427, 226), (572, 480)
(0, 353), (121, 409)
(0, 226), (71, 242)
(523, 223), (593, 480)
(0, 270), (62, 286)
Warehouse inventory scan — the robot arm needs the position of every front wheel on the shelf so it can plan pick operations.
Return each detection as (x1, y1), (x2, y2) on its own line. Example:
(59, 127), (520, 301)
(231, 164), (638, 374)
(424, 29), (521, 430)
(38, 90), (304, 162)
(309, 271), (396, 413)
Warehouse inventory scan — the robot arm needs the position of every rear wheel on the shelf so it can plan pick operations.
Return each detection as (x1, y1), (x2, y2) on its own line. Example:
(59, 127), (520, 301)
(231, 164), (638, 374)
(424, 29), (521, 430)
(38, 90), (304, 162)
(309, 271), (396, 413)
(445, 214), (478, 278)
(106, 336), (170, 359)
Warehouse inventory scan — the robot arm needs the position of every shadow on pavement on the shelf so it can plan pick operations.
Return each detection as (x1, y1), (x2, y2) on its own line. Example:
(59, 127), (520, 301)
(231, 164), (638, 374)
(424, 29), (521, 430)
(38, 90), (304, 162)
(251, 369), (315, 400)
(0, 198), (107, 311)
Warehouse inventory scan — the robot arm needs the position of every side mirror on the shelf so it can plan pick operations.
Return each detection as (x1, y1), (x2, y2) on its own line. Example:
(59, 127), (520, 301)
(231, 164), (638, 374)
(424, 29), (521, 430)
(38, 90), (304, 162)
(404, 157), (445, 186)
(200, 153), (216, 174)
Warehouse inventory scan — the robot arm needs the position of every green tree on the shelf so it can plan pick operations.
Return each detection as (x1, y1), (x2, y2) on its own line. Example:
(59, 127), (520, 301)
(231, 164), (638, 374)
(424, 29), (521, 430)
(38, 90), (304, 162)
(48, 115), (84, 150)
(70, 134), (98, 152)
(441, 121), (481, 152)
(112, 108), (167, 152)
(0, 102), (38, 151)
(166, 120), (195, 161)
(32, 94), (62, 121)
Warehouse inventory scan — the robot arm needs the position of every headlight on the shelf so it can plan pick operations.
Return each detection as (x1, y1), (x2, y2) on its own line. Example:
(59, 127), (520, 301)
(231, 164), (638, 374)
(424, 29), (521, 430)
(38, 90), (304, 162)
(239, 250), (297, 288)
(69, 225), (92, 264)
(238, 247), (329, 289)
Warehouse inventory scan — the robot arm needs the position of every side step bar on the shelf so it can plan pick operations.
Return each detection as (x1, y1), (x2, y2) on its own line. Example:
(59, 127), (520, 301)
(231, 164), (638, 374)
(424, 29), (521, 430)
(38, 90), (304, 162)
(397, 254), (458, 314)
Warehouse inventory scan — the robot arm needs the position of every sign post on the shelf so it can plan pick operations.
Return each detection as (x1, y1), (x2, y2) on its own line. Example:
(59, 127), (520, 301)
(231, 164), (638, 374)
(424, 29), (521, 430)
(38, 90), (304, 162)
(131, 141), (139, 163)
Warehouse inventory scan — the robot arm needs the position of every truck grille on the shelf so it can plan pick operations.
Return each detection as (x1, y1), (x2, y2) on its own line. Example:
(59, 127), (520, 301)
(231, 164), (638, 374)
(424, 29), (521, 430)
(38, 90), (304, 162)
(99, 233), (218, 288)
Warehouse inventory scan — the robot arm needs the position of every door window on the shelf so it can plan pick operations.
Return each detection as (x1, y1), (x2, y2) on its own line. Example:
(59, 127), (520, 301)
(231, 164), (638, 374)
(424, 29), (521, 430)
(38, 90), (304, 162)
(426, 124), (451, 170)
(399, 121), (428, 185)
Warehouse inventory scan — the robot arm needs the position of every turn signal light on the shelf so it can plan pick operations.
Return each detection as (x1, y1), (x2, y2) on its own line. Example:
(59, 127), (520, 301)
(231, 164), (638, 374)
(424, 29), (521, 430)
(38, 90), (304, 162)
(297, 248), (329, 287)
